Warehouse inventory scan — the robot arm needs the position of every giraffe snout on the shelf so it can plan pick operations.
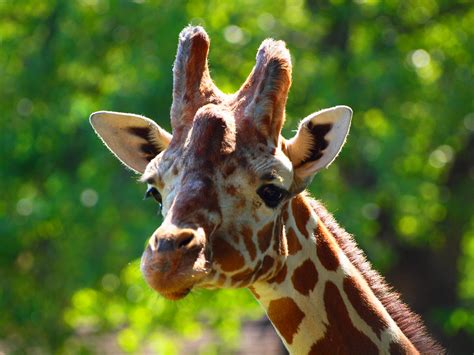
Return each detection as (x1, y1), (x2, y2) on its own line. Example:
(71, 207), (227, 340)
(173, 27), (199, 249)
(140, 226), (208, 300)
(150, 230), (199, 252)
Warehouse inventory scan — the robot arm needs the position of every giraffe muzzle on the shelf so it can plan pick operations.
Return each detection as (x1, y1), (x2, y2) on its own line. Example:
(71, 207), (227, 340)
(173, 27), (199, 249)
(153, 231), (195, 252)
(140, 227), (208, 300)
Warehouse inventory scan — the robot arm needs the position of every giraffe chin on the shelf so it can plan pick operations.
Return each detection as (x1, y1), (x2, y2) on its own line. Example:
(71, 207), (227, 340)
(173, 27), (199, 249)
(142, 272), (201, 301)
(140, 252), (210, 301)
(140, 232), (210, 300)
(160, 288), (192, 300)
(141, 265), (208, 301)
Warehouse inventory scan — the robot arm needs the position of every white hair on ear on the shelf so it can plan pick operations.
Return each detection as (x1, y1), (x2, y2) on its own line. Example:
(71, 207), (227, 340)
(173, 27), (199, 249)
(90, 111), (172, 174)
(287, 105), (352, 179)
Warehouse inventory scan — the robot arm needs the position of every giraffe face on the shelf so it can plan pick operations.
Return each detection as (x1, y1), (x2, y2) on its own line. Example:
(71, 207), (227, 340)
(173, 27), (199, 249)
(90, 26), (352, 300)
(138, 103), (295, 299)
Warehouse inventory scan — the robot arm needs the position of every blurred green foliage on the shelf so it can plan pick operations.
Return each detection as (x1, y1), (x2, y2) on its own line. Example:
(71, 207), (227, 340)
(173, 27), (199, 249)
(1, 0), (473, 353)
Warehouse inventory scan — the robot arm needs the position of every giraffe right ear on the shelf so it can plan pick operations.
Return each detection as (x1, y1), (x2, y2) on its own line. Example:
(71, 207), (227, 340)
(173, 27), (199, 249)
(287, 106), (352, 182)
(90, 111), (172, 174)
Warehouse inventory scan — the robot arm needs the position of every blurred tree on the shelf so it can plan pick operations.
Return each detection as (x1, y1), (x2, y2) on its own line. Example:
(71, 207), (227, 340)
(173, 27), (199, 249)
(0, 0), (472, 353)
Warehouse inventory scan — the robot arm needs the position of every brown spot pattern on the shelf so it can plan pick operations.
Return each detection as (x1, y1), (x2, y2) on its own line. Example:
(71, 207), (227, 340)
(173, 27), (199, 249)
(223, 163), (236, 177)
(389, 341), (405, 355)
(225, 185), (238, 196)
(281, 205), (289, 223)
(291, 259), (318, 296)
(309, 199), (443, 354)
(268, 264), (287, 284)
(291, 196), (310, 238)
(231, 268), (253, 284)
(156, 177), (165, 190)
(253, 260), (262, 275)
(241, 226), (256, 261)
(236, 196), (246, 209)
(171, 175), (219, 232)
(315, 224), (340, 271)
(309, 281), (378, 354)
(254, 255), (274, 280)
(249, 286), (260, 299)
(257, 222), (274, 253)
(343, 276), (389, 339)
(171, 164), (179, 175)
(287, 227), (302, 255)
(212, 238), (245, 272)
(217, 274), (227, 287)
(267, 297), (305, 345)
(188, 113), (231, 159)
(389, 340), (415, 355)
(228, 227), (239, 244)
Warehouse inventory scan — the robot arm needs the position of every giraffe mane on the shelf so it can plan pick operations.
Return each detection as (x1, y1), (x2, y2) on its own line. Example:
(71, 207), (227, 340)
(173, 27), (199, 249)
(308, 198), (444, 354)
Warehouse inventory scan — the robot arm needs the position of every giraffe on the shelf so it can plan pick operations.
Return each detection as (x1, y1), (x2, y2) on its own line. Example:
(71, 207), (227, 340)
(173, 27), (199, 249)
(90, 26), (443, 354)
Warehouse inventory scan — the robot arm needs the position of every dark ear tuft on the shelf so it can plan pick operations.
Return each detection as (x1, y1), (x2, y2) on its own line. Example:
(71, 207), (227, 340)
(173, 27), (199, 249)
(139, 143), (161, 162)
(90, 111), (172, 174)
(128, 126), (165, 161)
(128, 126), (153, 141)
(287, 106), (352, 183)
(299, 123), (333, 165)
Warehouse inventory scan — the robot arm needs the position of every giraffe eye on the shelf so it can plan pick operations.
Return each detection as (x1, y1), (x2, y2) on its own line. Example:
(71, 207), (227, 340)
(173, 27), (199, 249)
(144, 185), (162, 204)
(257, 184), (287, 208)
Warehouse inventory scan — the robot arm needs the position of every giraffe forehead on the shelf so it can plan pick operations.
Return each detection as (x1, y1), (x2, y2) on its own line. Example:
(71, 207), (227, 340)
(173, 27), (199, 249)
(184, 105), (237, 159)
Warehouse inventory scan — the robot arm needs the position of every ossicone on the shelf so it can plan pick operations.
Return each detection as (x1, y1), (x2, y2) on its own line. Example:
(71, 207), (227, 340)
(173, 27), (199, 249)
(171, 26), (223, 131)
(237, 38), (293, 145)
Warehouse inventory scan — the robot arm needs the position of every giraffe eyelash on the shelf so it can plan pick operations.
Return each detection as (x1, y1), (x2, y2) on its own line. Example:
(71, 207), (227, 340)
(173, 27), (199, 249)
(144, 184), (163, 210)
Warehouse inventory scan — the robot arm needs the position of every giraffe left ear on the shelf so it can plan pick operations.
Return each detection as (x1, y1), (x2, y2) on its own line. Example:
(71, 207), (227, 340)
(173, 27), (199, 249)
(286, 106), (352, 180)
(90, 111), (172, 174)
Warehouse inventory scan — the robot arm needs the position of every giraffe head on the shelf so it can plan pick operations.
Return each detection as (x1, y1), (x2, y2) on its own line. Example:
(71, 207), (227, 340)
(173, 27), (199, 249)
(90, 26), (352, 300)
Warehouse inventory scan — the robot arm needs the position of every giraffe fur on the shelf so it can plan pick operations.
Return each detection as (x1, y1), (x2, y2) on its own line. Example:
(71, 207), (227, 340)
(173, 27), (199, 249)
(90, 26), (444, 354)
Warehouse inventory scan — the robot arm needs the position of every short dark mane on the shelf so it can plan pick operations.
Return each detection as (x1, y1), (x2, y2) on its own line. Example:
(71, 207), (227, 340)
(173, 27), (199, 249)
(309, 199), (444, 354)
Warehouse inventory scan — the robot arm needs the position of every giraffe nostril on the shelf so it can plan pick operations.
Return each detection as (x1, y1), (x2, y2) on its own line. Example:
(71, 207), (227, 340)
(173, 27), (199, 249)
(157, 238), (175, 252)
(148, 234), (159, 251)
(176, 233), (195, 249)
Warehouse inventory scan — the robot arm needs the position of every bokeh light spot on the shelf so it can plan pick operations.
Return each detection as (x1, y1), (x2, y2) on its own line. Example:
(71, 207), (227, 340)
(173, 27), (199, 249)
(429, 145), (454, 169)
(257, 13), (276, 31)
(126, 285), (144, 303)
(118, 328), (139, 353)
(16, 252), (34, 272)
(80, 188), (98, 207)
(17, 98), (33, 116)
(102, 274), (120, 292)
(362, 203), (380, 220)
(223, 25), (244, 44)
(398, 215), (419, 236)
(16, 198), (33, 216)
(464, 113), (474, 132)
(411, 49), (431, 68)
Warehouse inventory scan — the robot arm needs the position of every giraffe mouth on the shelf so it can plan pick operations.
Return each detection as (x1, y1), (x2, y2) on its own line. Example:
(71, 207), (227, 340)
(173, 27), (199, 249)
(142, 269), (204, 300)
(161, 287), (192, 300)
(140, 240), (209, 300)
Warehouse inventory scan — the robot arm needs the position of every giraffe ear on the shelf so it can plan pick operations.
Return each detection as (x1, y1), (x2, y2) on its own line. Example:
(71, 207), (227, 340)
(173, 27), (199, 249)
(287, 106), (352, 180)
(90, 111), (172, 174)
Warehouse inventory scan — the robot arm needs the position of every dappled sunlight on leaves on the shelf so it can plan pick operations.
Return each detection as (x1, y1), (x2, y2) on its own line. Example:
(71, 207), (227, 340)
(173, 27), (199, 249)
(64, 259), (262, 352)
(1, 0), (473, 352)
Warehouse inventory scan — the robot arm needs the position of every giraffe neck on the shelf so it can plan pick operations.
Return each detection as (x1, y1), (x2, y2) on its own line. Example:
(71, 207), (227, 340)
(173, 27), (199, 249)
(250, 194), (420, 354)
